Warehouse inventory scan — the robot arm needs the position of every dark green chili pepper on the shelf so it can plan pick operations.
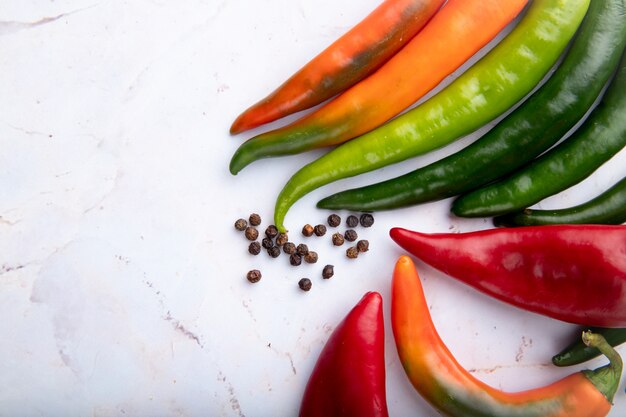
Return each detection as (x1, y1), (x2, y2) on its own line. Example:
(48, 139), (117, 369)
(317, 0), (626, 213)
(452, 52), (626, 218)
(553, 327), (626, 367)
(494, 176), (626, 227)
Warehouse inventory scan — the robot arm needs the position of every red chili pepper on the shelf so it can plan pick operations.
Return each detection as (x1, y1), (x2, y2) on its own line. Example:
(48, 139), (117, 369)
(230, 0), (445, 134)
(390, 225), (626, 327)
(299, 292), (388, 417)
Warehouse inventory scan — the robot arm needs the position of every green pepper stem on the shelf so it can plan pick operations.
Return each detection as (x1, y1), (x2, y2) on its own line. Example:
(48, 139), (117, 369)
(581, 330), (623, 403)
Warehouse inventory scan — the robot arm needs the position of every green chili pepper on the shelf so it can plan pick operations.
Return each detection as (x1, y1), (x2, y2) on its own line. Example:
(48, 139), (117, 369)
(553, 327), (626, 367)
(452, 52), (626, 218)
(317, 0), (626, 213)
(273, 0), (590, 232)
(494, 176), (626, 227)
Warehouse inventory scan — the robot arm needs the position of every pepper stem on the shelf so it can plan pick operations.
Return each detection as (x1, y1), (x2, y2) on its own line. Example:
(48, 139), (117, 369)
(581, 330), (623, 404)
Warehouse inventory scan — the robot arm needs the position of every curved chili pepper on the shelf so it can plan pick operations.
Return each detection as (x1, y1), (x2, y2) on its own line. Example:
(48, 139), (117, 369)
(272, 0), (589, 232)
(317, 0), (626, 213)
(299, 292), (388, 417)
(392, 255), (622, 417)
(389, 225), (626, 327)
(494, 176), (626, 227)
(452, 51), (626, 218)
(229, 0), (528, 173)
(230, 0), (445, 134)
(553, 327), (626, 367)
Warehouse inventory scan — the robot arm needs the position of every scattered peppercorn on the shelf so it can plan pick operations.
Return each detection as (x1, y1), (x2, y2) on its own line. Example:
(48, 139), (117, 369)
(332, 232), (345, 246)
(247, 269), (262, 283)
(360, 213), (375, 228)
(248, 241), (261, 255)
(344, 229), (358, 242)
(346, 246), (359, 259)
(296, 243), (309, 256)
(283, 242), (296, 255)
(298, 278), (312, 291)
(327, 214), (341, 227)
(322, 265), (334, 279)
(290, 253), (302, 266)
(314, 224), (327, 236)
(304, 251), (319, 264)
(265, 225), (279, 239)
(302, 224), (314, 237)
(245, 227), (259, 241)
(262, 237), (273, 249)
(346, 215), (359, 228)
(275, 233), (289, 246)
(235, 218), (248, 231)
(267, 246), (281, 258)
(356, 239), (369, 253)
(249, 213), (261, 226)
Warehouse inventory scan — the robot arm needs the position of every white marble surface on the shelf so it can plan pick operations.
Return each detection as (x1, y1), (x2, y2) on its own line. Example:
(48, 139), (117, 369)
(1, 1), (625, 416)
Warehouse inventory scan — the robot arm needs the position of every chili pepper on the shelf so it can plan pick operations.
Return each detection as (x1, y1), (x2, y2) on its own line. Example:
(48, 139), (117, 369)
(452, 51), (626, 218)
(392, 255), (622, 417)
(299, 292), (388, 417)
(494, 176), (626, 227)
(390, 225), (626, 327)
(230, 0), (445, 134)
(553, 327), (626, 367)
(229, 0), (528, 174)
(272, 0), (589, 232)
(318, 0), (626, 213)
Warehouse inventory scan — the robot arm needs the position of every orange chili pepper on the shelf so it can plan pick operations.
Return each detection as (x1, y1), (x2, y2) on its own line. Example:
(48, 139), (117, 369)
(230, 0), (445, 134)
(230, 0), (528, 173)
(392, 255), (622, 417)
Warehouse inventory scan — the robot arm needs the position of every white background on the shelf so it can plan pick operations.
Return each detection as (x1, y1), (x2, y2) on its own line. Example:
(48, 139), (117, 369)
(1, 1), (625, 416)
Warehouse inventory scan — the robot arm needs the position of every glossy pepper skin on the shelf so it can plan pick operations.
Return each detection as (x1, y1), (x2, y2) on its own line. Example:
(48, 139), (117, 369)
(230, 0), (445, 134)
(390, 225), (626, 327)
(272, 0), (589, 232)
(553, 327), (626, 367)
(392, 255), (622, 417)
(229, 0), (528, 173)
(299, 292), (388, 417)
(494, 176), (626, 227)
(318, 0), (626, 213)
(452, 51), (626, 218)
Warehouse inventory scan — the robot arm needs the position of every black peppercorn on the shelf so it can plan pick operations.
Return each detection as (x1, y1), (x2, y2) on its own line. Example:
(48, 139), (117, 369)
(322, 264), (334, 279)
(346, 215), (359, 228)
(265, 225), (279, 239)
(327, 214), (341, 227)
(356, 239), (369, 253)
(302, 224), (314, 237)
(276, 233), (289, 246)
(360, 213), (375, 228)
(314, 224), (327, 236)
(249, 213), (261, 226)
(332, 232), (345, 246)
(235, 218), (248, 231)
(346, 246), (359, 259)
(298, 278), (312, 291)
(290, 253), (302, 266)
(246, 269), (261, 283)
(296, 243), (309, 256)
(304, 251), (318, 264)
(267, 246), (281, 258)
(248, 241), (261, 255)
(283, 242), (296, 255)
(344, 229), (358, 242)
(245, 227), (259, 241)
(261, 237), (273, 249)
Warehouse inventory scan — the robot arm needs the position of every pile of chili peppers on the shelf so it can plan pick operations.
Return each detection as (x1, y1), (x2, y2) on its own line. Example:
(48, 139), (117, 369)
(229, 0), (626, 414)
